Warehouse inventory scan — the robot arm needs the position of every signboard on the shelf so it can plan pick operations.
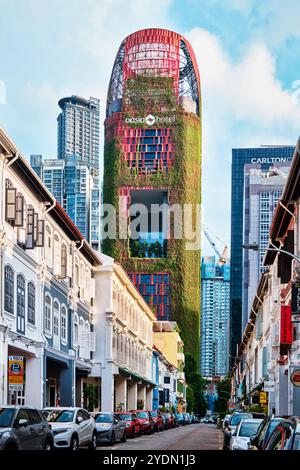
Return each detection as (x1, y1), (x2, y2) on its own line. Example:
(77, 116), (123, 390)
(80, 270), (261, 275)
(8, 356), (24, 392)
(291, 283), (300, 323)
(290, 369), (300, 387)
(280, 305), (293, 345)
(259, 391), (268, 405)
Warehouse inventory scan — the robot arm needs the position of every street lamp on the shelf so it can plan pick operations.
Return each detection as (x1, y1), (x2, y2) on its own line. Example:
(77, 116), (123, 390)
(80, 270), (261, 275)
(242, 242), (300, 264)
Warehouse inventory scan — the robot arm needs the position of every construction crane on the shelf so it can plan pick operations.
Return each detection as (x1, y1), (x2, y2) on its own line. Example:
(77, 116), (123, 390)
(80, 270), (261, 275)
(203, 226), (228, 265)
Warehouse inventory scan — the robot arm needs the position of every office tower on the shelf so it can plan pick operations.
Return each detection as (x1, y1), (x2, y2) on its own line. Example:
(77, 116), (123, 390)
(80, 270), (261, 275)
(242, 164), (291, 330)
(200, 256), (230, 378)
(230, 146), (294, 361)
(103, 28), (201, 361)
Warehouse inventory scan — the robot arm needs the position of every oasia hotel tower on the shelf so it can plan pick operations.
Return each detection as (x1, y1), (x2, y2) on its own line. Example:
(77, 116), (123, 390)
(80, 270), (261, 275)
(103, 29), (201, 360)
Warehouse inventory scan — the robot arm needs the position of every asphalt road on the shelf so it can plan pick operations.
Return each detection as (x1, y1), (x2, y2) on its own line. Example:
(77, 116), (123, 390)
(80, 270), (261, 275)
(97, 423), (223, 450)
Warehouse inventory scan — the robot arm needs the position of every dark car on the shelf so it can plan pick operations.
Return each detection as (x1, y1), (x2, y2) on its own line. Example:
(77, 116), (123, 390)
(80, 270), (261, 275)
(264, 418), (300, 450)
(0, 406), (54, 450)
(248, 416), (284, 450)
(94, 412), (126, 445)
(148, 410), (164, 432)
(116, 412), (141, 438)
(161, 412), (176, 429)
(132, 411), (154, 434)
(223, 412), (253, 450)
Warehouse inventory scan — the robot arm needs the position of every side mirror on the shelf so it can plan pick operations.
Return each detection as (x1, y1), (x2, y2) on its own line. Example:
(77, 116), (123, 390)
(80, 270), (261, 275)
(77, 416), (83, 424)
(18, 419), (29, 428)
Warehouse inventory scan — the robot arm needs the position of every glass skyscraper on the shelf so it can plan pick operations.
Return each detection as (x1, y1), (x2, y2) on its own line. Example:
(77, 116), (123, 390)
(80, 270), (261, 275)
(230, 146), (294, 361)
(31, 95), (101, 250)
(200, 256), (230, 378)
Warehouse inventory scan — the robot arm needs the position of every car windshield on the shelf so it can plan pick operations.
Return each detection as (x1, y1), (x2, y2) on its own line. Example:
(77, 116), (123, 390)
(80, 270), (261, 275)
(292, 433), (300, 450)
(136, 412), (148, 419)
(0, 408), (15, 427)
(149, 412), (157, 417)
(239, 421), (262, 437)
(265, 419), (283, 441)
(176, 413), (182, 417)
(52, 410), (75, 423)
(95, 414), (113, 423)
(231, 414), (252, 426)
(118, 414), (132, 421)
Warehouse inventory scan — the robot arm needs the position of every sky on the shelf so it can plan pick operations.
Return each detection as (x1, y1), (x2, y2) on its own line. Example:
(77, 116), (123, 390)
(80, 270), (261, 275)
(1, 0), (300, 256)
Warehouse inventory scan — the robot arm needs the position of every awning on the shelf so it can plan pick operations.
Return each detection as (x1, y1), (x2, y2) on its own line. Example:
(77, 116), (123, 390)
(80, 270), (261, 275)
(118, 366), (157, 387)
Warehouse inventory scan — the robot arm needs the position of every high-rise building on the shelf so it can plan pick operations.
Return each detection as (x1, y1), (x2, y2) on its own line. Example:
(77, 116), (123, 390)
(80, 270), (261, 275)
(242, 164), (290, 330)
(230, 146), (294, 361)
(31, 95), (101, 250)
(200, 256), (230, 378)
(103, 29), (201, 361)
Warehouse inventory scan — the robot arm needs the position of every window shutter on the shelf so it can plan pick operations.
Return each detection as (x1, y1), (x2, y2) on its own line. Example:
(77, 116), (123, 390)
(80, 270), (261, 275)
(35, 220), (45, 247)
(67, 253), (73, 278)
(15, 194), (24, 227)
(90, 331), (96, 352)
(17, 228), (26, 246)
(262, 346), (268, 378)
(26, 207), (35, 249)
(33, 213), (38, 243)
(5, 188), (17, 222)
(84, 273), (91, 302)
(90, 278), (96, 299)
(53, 238), (61, 276)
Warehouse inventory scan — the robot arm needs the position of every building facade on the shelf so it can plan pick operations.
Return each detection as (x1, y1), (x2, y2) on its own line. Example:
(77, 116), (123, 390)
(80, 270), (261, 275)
(231, 138), (300, 416)
(230, 146), (294, 361)
(200, 256), (230, 378)
(103, 28), (202, 362)
(152, 345), (178, 411)
(0, 127), (100, 409)
(242, 164), (290, 330)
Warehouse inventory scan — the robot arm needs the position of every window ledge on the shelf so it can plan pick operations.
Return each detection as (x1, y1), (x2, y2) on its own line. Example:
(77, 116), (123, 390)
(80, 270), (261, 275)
(4, 311), (15, 319)
(61, 340), (68, 347)
(27, 323), (37, 331)
(44, 332), (52, 339)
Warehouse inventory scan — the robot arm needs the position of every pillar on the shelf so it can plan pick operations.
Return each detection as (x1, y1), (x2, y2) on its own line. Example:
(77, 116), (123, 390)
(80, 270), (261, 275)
(0, 330), (8, 405)
(101, 365), (114, 412)
(127, 381), (137, 411)
(25, 354), (43, 408)
(115, 376), (127, 411)
(137, 384), (146, 409)
(146, 387), (153, 410)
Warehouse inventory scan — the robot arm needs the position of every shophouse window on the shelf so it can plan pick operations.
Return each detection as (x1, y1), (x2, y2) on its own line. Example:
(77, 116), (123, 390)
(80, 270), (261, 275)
(44, 294), (52, 334)
(4, 265), (14, 314)
(28, 282), (35, 324)
(61, 306), (67, 343)
(16, 274), (25, 334)
(61, 243), (67, 278)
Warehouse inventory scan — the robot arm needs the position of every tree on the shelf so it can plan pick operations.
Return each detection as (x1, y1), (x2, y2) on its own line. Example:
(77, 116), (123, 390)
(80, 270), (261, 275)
(184, 353), (207, 417)
(214, 378), (231, 414)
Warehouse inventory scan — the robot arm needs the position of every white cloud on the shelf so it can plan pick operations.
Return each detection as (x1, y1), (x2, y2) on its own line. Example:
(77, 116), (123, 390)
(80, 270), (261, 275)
(185, 27), (300, 254)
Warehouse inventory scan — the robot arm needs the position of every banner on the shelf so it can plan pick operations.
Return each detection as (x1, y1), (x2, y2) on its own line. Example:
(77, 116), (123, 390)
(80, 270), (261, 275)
(8, 356), (24, 392)
(280, 305), (293, 345)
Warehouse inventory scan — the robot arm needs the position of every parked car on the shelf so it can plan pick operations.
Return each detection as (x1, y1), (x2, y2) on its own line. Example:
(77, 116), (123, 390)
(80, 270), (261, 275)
(264, 418), (300, 450)
(131, 411), (154, 434)
(183, 413), (193, 424)
(161, 412), (176, 429)
(148, 410), (164, 432)
(94, 412), (126, 445)
(0, 406), (54, 450)
(223, 412), (253, 449)
(174, 413), (185, 426)
(230, 418), (263, 450)
(248, 416), (284, 450)
(44, 407), (97, 450)
(116, 412), (141, 438)
(222, 414), (232, 431)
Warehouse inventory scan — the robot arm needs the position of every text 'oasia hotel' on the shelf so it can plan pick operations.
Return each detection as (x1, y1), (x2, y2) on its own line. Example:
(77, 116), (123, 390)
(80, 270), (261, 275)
(103, 29), (201, 360)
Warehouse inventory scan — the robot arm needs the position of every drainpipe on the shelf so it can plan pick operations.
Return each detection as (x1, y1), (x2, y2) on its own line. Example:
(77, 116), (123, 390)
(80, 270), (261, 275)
(44, 201), (56, 215)
(5, 152), (19, 167)
(77, 239), (84, 251)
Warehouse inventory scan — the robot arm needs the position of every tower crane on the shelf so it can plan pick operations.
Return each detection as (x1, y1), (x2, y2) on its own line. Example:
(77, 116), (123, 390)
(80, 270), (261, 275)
(203, 227), (228, 265)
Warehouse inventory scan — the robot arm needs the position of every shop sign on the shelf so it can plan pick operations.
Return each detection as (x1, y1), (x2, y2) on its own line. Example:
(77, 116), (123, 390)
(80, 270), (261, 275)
(125, 114), (176, 125)
(290, 369), (300, 387)
(8, 356), (24, 392)
(280, 305), (293, 345)
(259, 391), (268, 405)
(291, 283), (300, 323)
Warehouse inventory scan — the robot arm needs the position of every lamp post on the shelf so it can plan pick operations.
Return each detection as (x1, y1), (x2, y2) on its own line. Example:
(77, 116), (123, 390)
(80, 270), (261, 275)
(242, 242), (300, 264)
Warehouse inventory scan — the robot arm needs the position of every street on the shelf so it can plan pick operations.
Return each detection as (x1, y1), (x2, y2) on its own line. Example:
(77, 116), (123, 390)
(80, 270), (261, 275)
(97, 424), (222, 451)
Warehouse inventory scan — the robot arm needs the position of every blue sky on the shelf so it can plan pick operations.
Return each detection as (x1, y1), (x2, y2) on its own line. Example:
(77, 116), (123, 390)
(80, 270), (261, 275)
(1, 0), (300, 255)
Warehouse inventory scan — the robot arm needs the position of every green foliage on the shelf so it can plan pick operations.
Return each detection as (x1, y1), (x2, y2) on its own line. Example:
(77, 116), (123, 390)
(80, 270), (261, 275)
(214, 378), (231, 413)
(184, 353), (207, 417)
(83, 384), (98, 412)
(103, 75), (202, 364)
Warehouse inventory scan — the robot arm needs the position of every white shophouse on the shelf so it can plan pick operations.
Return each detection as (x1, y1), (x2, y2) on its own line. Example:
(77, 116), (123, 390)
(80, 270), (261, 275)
(90, 253), (156, 412)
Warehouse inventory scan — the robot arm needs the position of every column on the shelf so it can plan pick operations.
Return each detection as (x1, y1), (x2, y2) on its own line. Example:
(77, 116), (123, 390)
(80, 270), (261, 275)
(101, 365), (114, 412)
(127, 381), (137, 410)
(146, 387), (153, 410)
(25, 354), (44, 408)
(137, 384), (146, 409)
(115, 376), (127, 411)
(0, 329), (8, 405)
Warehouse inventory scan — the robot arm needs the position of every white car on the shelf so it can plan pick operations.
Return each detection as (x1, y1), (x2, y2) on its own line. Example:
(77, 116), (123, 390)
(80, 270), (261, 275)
(230, 418), (263, 450)
(43, 407), (97, 450)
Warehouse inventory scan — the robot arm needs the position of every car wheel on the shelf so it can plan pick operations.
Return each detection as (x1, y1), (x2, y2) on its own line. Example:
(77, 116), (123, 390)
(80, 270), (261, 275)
(88, 432), (97, 450)
(111, 432), (116, 446)
(4, 442), (18, 451)
(43, 439), (53, 451)
(121, 430), (127, 442)
(70, 435), (79, 451)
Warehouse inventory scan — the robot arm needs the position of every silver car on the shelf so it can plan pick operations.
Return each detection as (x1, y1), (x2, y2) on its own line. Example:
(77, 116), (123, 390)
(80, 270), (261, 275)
(95, 412), (127, 445)
(44, 407), (97, 450)
(0, 406), (54, 450)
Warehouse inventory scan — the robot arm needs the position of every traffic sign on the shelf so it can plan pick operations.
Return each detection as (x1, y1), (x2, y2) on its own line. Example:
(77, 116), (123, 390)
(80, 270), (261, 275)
(259, 391), (268, 404)
(290, 369), (300, 387)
